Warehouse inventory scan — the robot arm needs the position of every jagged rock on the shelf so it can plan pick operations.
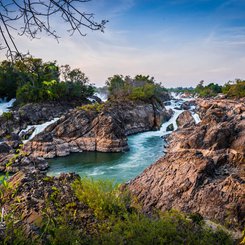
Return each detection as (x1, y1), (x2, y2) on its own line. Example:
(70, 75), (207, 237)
(166, 123), (174, 131)
(0, 154), (49, 173)
(24, 100), (172, 158)
(176, 111), (195, 128)
(164, 101), (171, 106)
(0, 171), (95, 239)
(180, 100), (196, 110)
(129, 99), (245, 230)
(0, 101), (86, 139)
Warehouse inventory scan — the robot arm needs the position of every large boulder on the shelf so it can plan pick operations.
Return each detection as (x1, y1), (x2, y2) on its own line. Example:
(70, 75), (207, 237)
(176, 111), (195, 128)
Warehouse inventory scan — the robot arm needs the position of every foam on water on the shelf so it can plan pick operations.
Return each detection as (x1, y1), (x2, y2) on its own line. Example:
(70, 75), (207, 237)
(20, 118), (60, 143)
(0, 99), (16, 116)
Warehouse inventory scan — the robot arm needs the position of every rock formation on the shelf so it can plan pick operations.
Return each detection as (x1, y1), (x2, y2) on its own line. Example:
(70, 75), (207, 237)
(128, 99), (245, 230)
(176, 110), (195, 128)
(0, 170), (94, 239)
(0, 101), (85, 139)
(23, 100), (172, 158)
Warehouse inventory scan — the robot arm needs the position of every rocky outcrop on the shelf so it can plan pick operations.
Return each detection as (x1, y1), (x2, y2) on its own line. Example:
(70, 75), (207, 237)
(129, 99), (245, 230)
(23, 100), (172, 158)
(176, 110), (195, 128)
(0, 153), (48, 173)
(0, 170), (95, 239)
(0, 101), (85, 139)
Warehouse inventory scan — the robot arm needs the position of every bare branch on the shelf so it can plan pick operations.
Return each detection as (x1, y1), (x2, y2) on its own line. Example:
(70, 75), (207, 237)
(0, 0), (108, 61)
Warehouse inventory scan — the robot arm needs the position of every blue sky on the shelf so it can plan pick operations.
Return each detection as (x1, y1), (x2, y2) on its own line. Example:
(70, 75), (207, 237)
(1, 0), (245, 87)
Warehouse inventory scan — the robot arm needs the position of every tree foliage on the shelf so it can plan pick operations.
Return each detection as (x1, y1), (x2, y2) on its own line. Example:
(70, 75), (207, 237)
(106, 74), (168, 102)
(195, 81), (222, 97)
(222, 79), (245, 98)
(0, 0), (108, 60)
(0, 54), (94, 103)
(169, 80), (245, 98)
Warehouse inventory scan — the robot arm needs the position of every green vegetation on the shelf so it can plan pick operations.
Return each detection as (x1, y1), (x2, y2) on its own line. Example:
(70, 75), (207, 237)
(1, 112), (13, 120)
(79, 102), (105, 112)
(222, 79), (245, 98)
(106, 74), (168, 102)
(195, 81), (222, 97)
(0, 55), (94, 103)
(168, 79), (245, 98)
(0, 178), (234, 244)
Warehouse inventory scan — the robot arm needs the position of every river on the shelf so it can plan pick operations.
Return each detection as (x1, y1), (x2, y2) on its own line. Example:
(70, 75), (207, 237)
(0, 97), (200, 183)
(47, 99), (200, 182)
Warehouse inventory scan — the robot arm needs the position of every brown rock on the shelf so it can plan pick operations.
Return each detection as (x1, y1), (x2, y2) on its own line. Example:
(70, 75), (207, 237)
(176, 110), (195, 128)
(128, 99), (245, 230)
(24, 100), (172, 158)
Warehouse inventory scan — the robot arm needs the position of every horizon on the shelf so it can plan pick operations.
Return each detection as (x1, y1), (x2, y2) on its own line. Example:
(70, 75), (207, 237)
(0, 0), (245, 87)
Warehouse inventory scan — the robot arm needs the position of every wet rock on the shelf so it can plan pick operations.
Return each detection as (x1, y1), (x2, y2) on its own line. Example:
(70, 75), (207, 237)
(0, 101), (86, 139)
(164, 101), (171, 106)
(19, 126), (35, 140)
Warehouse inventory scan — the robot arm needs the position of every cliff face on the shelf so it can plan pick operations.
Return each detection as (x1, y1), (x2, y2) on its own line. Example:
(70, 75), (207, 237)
(23, 100), (172, 158)
(128, 99), (245, 230)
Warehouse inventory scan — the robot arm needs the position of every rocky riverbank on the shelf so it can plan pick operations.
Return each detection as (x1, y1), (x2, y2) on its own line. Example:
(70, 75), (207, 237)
(128, 98), (245, 231)
(23, 99), (172, 158)
(0, 101), (89, 140)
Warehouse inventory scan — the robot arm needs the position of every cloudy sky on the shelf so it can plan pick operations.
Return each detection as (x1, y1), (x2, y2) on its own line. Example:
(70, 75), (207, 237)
(1, 0), (245, 87)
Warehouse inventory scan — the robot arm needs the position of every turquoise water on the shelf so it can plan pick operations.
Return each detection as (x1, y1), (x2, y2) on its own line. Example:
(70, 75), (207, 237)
(48, 133), (164, 183)
(47, 100), (197, 183)
(1, 98), (199, 183)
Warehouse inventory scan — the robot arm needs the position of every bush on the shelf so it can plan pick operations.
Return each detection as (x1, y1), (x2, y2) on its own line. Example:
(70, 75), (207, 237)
(72, 179), (233, 245)
(79, 102), (105, 112)
(1, 112), (13, 120)
(1, 178), (234, 244)
(222, 80), (245, 98)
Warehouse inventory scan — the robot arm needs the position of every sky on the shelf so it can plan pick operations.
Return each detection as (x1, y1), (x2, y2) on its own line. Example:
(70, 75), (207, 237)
(1, 0), (245, 87)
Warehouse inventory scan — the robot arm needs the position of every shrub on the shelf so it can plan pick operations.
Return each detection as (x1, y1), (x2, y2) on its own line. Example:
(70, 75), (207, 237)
(79, 102), (104, 112)
(1, 178), (234, 244)
(222, 80), (245, 98)
(1, 112), (13, 120)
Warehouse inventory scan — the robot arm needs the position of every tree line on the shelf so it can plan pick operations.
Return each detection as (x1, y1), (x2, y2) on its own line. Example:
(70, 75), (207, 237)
(169, 79), (245, 98)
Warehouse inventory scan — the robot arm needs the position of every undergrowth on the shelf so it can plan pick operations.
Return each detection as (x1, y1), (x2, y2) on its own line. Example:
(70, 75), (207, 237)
(0, 178), (234, 245)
